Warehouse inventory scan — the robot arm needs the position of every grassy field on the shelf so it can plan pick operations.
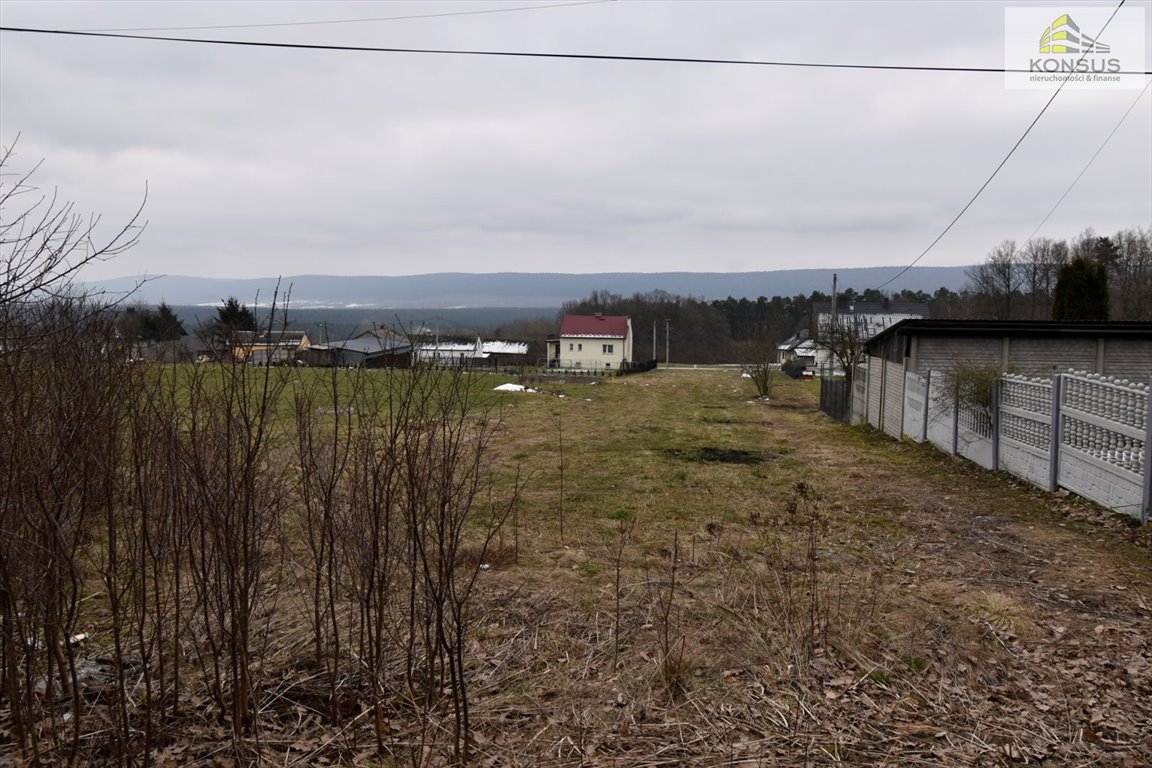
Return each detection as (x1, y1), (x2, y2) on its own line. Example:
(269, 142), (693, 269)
(18, 365), (1152, 766)
(453, 367), (1152, 766)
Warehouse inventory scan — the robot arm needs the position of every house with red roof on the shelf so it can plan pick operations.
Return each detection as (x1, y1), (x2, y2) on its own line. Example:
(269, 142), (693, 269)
(547, 314), (633, 371)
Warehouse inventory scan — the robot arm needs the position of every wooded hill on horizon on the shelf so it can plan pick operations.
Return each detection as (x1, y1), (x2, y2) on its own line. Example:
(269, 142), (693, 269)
(84, 266), (973, 309)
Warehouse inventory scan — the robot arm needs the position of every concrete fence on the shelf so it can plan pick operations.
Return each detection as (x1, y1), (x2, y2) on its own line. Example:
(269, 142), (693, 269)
(896, 369), (1151, 524)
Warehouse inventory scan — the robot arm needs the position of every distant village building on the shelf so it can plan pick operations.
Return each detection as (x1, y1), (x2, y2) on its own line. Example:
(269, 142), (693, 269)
(808, 300), (929, 376)
(354, 327), (409, 344)
(777, 330), (818, 368)
(232, 329), (312, 366)
(416, 338), (530, 369)
(813, 300), (929, 338)
(547, 314), (633, 370)
(298, 336), (413, 368)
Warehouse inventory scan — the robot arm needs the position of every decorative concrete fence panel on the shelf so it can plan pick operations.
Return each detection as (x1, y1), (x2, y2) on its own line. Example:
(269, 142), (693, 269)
(1056, 372), (1148, 519)
(957, 399), (995, 470)
(846, 358), (1152, 522)
(867, 356), (884, 429)
(883, 360), (905, 439)
(999, 374), (1053, 490)
(926, 370), (955, 455)
(903, 371), (929, 442)
(852, 365), (868, 425)
(854, 363), (1151, 522)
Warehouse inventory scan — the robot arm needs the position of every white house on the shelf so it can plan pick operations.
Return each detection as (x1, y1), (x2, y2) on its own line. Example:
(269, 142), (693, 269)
(547, 314), (633, 370)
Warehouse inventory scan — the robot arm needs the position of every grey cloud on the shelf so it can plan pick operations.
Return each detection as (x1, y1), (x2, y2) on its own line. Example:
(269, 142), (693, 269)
(2, 1), (1148, 282)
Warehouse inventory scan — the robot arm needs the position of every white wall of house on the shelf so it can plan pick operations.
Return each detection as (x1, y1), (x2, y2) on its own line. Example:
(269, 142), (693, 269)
(557, 332), (630, 369)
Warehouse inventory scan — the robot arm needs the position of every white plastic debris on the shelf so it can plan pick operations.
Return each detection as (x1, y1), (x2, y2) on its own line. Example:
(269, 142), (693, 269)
(493, 383), (536, 393)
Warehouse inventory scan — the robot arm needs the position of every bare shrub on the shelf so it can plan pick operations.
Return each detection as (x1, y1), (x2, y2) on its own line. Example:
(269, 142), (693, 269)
(0, 298), (133, 761)
(738, 329), (778, 398)
(179, 300), (292, 744)
(291, 364), (361, 723)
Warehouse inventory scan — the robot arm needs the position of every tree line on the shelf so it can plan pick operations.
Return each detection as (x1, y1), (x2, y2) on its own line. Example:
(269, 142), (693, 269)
(114, 224), (1152, 367)
(541, 226), (1151, 364)
(964, 227), (1149, 321)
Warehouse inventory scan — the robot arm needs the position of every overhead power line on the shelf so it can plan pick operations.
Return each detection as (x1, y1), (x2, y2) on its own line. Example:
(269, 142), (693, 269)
(2, 24), (1149, 75)
(1022, 79), (1152, 245)
(872, 0), (1131, 291)
(76, 0), (612, 33)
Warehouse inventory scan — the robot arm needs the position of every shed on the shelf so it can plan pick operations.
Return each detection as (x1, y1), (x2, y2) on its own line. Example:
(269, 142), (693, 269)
(300, 337), (412, 368)
(855, 319), (1152, 438)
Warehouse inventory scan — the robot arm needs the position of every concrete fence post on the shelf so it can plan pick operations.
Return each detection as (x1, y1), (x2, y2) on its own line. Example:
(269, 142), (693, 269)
(878, 357), (886, 430)
(992, 378), (1001, 472)
(1048, 374), (1063, 492)
(922, 370), (931, 443)
(1141, 382), (1152, 525)
(951, 384), (960, 456)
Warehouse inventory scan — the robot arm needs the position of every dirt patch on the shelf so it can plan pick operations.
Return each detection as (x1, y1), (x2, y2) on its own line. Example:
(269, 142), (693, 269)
(662, 446), (777, 464)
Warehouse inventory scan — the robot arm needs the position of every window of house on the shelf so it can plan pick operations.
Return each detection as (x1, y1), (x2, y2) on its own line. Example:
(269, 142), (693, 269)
(577, 343), (583, 351)
(602, 344), (614, 354)
(569, 343), (574, 351)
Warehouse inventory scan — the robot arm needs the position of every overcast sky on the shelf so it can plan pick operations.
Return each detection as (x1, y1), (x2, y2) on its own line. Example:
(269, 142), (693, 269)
(2, 0), (1149, 286)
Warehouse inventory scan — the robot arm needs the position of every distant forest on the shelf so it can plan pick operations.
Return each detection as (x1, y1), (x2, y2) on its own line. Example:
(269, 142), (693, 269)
(494, 226), (1152, 364)
(144, 227), (1150, 365)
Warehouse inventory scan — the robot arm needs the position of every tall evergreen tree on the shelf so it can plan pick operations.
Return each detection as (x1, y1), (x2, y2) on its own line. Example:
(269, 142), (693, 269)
(215, 297), (257, 333)
(201, 296), (258, 352)
(140, 301), (186, 342)
(1052, 257), (1109, 321)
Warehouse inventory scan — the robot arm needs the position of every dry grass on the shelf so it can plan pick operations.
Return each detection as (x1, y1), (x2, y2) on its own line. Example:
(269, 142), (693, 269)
(455, 368), (1152, 766)
(25, 367), (1152, 765)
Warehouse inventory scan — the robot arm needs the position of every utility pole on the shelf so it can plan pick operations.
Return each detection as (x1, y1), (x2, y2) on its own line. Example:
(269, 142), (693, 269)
(664, 319), (670, 369)
(653, 320), (657, 364)
(829, 273), (837, 379)
(831, 273), (838, 331)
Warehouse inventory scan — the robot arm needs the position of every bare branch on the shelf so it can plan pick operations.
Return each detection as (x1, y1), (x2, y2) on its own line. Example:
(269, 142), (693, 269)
(0, 138), (147, 309)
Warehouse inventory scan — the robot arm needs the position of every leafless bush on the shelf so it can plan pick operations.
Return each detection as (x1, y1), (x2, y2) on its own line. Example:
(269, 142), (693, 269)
(736, 326), (780, 398)
(291, 364), (361, 723)
(0, 297), (133, 761)
(395, 365), (518, 763)
(0, 182), (519, 764)
(179, 301), (291, 745)
(119, 368), (193, 752)
(651, 531), (689, 701)
(290, 360), (521, 763)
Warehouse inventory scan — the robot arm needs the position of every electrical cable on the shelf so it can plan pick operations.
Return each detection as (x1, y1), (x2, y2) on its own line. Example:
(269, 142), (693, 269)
(2, 24), (1149, 75)
(1022, 79), (1151, 245)
(75, 0), (612, 33)
(872, 0), (1133, 291)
